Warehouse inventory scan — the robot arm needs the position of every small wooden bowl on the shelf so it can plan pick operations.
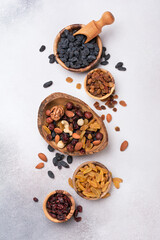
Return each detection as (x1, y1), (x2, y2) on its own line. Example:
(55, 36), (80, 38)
(43, 190), (75, 223)
(53, 24), (102, 73)
(38, 92), (108, 156)
(72, 161), (112, 200)
(84, 68), (115, 100)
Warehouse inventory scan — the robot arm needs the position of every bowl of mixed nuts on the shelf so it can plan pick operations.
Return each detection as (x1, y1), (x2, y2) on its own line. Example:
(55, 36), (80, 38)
(84, 68), (115, 100)
(72, 161), (112, 200)
(38, 92), (108, 156)
(43, 190), (75, 223)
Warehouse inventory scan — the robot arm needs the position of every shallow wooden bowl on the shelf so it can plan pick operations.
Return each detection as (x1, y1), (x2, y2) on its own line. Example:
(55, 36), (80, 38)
(72, 161), (112, 200)
(84, 68), (115, 100)
(38, 92), (108, 156)
(53, 24), (102, 72)
(43, 190), (75, 223)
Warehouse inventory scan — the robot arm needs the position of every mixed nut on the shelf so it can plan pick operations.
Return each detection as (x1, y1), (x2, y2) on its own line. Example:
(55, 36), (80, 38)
(43, 102), (104, 154)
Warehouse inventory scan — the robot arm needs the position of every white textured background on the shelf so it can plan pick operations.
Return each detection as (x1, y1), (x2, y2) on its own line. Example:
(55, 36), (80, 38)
(0, 0), (160, 239)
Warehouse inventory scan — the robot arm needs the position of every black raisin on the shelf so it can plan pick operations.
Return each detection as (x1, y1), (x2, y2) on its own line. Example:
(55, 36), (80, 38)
(58, 161), (62, 170)
(67, 155), (73, 164)
(117, 66), (126, 71)
(53, 157), (58, 166)
(100, 61), (109, 65)
(60, 161), (69, 168)
(43, 81), (53, 88)
(39, 45), (46, 52)
(48, 171), (55, 179)
(115, 62), (123, 68)
(48, 145), (55, 152)
(33, 197), (39, 202)
(104, 54), (110, 61)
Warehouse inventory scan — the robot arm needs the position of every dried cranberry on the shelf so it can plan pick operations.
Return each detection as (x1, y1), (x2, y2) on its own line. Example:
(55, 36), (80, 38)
(71, 138), (78, 146)
(76, 110), (83, 117)
(96, 132), (103, 140)
(75, 217), (82, 222)
(77, 205), (83, 212)
(61, 133), (69, 143)
(57, 215), (65, 220)
(66, 102), (74, 110)
(73, 122), (79, 130)
(74, 209), (78, 218)
(33, 197), (38, 202)
(84, 111), (93, 119)
(80, 148), (85, 154)
(48, 123), (55, 131)
(46, 134), (52, 141)
(67, 144), (74, 152)
(46, 117), (53, 123)
(49, 213), (57, 218)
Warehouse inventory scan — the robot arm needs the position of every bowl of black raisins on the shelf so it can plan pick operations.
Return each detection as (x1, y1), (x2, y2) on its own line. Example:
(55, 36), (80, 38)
(54, 24), (102, 72)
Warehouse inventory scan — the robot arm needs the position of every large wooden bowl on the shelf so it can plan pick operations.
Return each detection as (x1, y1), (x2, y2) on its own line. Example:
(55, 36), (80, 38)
(38, 92), (108, 156)
(72, 161), (112, 200)
(53, 24), (102, 73)
(43, 190), (75, 223)
(84, 68), (115, 100)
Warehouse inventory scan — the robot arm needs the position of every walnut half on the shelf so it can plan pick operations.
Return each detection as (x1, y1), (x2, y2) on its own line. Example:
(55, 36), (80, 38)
(50, 105), (64, 121)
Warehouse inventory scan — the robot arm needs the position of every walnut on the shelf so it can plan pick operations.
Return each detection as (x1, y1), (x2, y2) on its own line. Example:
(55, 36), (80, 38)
(50, 105), (64, 121)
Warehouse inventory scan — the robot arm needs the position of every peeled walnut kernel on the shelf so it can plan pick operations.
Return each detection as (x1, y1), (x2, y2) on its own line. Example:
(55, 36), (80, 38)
(50, 105), (64, 121)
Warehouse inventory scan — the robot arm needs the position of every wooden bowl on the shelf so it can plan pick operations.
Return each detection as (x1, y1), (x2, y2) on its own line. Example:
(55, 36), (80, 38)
(72, 161), (112, 200)
(53, 24), (102, 72)
(38, 92), (108, 156)
(84, 68), (115, 100)
(43, 190), (75, 223)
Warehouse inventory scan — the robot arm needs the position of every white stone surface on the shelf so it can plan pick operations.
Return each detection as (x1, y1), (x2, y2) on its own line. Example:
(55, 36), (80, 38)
(0, 0), (160, 239)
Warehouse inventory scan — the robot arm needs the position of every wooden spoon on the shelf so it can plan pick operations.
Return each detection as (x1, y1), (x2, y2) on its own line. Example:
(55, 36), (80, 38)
(73, 11), (115, 43)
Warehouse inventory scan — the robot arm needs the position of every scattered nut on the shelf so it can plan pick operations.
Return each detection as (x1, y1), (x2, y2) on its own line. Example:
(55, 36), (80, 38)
(38, 153), (47, 162)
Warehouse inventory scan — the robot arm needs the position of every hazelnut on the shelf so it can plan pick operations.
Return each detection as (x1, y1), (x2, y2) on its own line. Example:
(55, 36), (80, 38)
(77, 118), (84, 126)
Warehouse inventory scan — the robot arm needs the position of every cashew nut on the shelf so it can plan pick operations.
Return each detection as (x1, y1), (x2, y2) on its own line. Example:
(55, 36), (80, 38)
(61, 120), (73, 136)
(57, 140), (65, 149)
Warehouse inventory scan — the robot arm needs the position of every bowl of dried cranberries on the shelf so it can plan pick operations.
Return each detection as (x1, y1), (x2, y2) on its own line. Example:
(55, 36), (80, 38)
(43, 190), (75, 223)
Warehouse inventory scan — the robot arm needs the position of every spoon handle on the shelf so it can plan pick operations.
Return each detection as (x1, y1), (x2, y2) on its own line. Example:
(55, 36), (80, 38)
(95, 11), (115, 31)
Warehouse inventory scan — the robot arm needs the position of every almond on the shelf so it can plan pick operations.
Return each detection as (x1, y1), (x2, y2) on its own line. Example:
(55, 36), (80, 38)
(119, 100), (127, 107)
(54, 128), (62, 134)
(93, 140), (101, 146)
(106, 114), (112, 123)
(72, 133), (81, 139)
(38, 153), (47, 162)
(35, 162), (44, 169)
(55, 135), (60, 144)
(65, 110), (75, 118)
(120, 140), (128, 151)
(75, 142), (83, 151)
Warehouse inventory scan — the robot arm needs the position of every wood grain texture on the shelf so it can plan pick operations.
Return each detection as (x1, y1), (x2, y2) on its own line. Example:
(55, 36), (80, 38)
(74, 12), (115, 43)
(37, 92), (108, 156)
(43, 190), (75, 223)
(72, 161), (112, 200)
(53, 24), (102, 73)
(84, 68), (115, 100)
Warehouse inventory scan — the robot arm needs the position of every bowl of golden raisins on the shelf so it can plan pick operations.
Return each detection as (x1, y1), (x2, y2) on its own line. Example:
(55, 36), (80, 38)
(72, 161), (112, 200)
